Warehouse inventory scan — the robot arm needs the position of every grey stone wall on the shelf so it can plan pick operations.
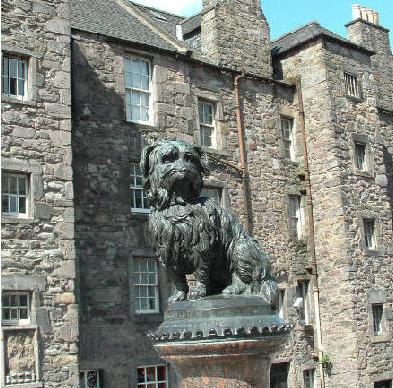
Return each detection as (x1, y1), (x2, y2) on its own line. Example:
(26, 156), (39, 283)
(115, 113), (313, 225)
(1, 0), (79, 386)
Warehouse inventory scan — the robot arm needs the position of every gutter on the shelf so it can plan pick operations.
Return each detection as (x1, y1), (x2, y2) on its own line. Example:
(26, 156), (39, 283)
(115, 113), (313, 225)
(296, 78), (325, 388)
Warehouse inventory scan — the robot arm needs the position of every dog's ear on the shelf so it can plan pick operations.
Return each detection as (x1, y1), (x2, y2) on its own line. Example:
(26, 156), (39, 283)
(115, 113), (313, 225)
(140, 143), (157, 178)
(194, 146), (210, 176)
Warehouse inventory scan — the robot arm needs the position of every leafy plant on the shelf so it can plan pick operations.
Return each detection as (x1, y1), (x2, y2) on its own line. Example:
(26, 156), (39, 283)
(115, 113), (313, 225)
(321, 354), (332, 368)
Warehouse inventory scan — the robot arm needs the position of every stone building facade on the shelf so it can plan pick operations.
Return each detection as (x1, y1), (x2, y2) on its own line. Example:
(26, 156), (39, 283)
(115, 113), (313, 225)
(1, 1), (392, 388)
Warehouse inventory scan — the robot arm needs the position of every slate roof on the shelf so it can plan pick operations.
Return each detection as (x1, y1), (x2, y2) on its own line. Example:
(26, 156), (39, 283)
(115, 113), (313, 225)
(181, 13), (201, 36)
(70, 0), (180, 52)
(272, 21), (373, 56)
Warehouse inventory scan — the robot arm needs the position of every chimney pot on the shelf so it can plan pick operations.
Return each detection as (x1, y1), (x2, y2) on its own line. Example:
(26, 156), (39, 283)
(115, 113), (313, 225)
(352, 4), (361, 20)
(360, 7), (368, 20)
(373, 11), (379, 25)
(366, 9), (374, 23)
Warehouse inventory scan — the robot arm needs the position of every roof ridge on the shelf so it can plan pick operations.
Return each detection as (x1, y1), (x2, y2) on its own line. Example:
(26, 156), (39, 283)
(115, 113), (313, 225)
(273, 20), (321, 42)
(130, 1), (186, 20)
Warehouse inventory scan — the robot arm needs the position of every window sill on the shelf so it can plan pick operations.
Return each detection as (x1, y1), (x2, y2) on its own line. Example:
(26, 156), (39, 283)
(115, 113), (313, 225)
(371, 334), (390, 343)
(2, 383), (43, 388)
(1, 216), (35, 224)
(201, 147), (227, 157)
(1, 96), (37, 107)
(130, 211), (150, 220)
(363, 248), (381, 257)
(354, 170), (374, 179)
(2, 324), (37, 331)
(346, 95), (363, 103)
(132, 313), (164, 324)
(125, 121), (157, 131)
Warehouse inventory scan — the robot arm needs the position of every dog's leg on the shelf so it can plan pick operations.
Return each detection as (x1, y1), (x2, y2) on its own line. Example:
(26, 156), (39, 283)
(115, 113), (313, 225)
(168, 271), (189, 304)
(189, 266), (208, 300)
(222, 272), (249, 295)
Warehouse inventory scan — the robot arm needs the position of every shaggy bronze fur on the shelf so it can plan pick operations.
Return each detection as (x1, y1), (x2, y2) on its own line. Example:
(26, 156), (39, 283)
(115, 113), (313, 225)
(141, 140), (278, 307)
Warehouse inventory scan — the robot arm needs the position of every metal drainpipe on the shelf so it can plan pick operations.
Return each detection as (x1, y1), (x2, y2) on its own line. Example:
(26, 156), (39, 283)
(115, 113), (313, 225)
(296, 78), (326, 388)
(234, 74), (252, 235)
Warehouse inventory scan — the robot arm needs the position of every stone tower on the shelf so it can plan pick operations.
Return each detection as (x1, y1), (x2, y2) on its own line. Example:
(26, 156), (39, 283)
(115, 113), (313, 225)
(201, 0), (272, 78)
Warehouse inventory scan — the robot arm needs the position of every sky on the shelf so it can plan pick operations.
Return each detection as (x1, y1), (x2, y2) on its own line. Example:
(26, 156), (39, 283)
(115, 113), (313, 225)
(132, 0), (393, 42)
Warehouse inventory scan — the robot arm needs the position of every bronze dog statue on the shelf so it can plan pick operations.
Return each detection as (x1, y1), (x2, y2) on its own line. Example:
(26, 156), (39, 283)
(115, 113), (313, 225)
(141, 140), (278, 307)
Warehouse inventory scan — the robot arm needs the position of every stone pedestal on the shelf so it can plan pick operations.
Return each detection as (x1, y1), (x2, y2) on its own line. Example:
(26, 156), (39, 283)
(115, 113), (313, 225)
(149, 296), (291, 388)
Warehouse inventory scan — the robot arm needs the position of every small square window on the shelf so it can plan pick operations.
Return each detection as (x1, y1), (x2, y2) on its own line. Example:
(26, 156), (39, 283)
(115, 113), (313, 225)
(198, 101), (216, 148)
(2, 55), (28, 100)
(375, 380), (392, 388)
(137, 365), (168, 387)
(363, 219), (376, 249)
(124, 57), (152, 124)
(200, 187), (221, 205)
(80, 370), (101, 388)
(344, 72), (359, 98)
(134, 258), (159, 314)
(281, 117), (295, 160)
(2, 173), (29, 216)
(372, 304), (383, 335)
(289, 195), (305, 238)
(2, 292), (30, 325)
(304, 369), (315, 388)
(130, 163), (149, 213)
(355, 142), (366, 171)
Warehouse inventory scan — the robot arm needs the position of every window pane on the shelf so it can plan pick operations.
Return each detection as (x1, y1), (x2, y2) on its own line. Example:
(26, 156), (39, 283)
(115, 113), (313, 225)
(2, 294), (10, 306)
(131, 58), (141, 74)
(141, 273), (149, 284)
(9, 59), (17, 77)
(148, 261), (155, 272)
(158, 384), (167, 388)
(9, 196), (17, 212)
(20, 308), (28, 319)
(125, 72), (132, 88)
(19, 197), (26, 214)
(2, 75), (9, 94)
(124, 58), (132, 72)
(19, 177), (26, 195)
(134, 189), (142, 208)
(138, 368), (146, 383)
(18, 79), (25, 97)
(140, 60), (149, 76)
(131, 73), (141, 89)
(140, 260), (148, 271)
(148, 273), (156, 283)
(140, 298), (148, 310)
(2, 57), (9, 76)
(131, 90), (140, 105)
(140, 286), (148, 297)
(141, 76), (149, 91)
(146, 367), (156, 382)
(2, 195), (9, 212)
(141, 108), (149, 122)
(148, 298), (156, 310)
(10, 295), (18, 306)
(132, 105), (141, 121)
(9, 176), (17, 194)
(148, 287), (155, 297)
(10, 309), (18, 319)
(19, 294), (28, 306)
(3, 308), (10, 320)
(157, 366), (166, 381)
(2, 175), (8, 193)
(141, 92), (149, 107)
(9, 77), (17, 95)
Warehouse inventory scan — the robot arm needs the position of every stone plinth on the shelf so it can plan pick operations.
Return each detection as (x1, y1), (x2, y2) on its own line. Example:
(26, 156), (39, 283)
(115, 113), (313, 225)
(149, 296), (291, 388)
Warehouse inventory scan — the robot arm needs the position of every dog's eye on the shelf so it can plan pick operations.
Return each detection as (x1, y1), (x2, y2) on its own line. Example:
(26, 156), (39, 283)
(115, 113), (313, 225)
(185, 154), (197, 164)
(162, 153), (177, 163)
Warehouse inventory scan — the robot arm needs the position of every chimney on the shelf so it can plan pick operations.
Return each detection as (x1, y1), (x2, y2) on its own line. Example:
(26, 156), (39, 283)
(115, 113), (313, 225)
(346, 4), (391, 55)
(200, 0), (272, 78)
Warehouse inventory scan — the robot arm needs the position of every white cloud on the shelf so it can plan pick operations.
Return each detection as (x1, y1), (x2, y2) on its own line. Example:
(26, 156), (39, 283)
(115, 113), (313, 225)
(132, 0), (202, 16)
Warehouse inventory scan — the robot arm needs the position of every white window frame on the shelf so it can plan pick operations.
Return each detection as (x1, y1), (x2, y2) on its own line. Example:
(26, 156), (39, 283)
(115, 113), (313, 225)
(372, 303), (384, 335)
(137, 364), (168, 388)
(200, 187), (221, 205)
(289, 195), (305, 238)
(80, 370), (100, 388)
(304, 369), (315, 388)
(344, 72), (359, 98)
(297, 280), (310, 324)
(134, 258), (159, 314)
(354, 142), (367, 171)
(281, 117), (295, 161)
(1, 172), (29, 217)
(124, 56), (152, 125)
(1, 55), (28, 101)
(130, 162), (150, 213)
(2, 292), (30, 326)
(198, 101), (217, 148)
(364, 219), (376, 249)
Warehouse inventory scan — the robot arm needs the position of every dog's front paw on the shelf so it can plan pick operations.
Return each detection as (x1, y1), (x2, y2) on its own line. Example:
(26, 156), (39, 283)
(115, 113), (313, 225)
(168, 291), (187, 304)
(188, 282), (207, 300)
(222, 283), (246, 295)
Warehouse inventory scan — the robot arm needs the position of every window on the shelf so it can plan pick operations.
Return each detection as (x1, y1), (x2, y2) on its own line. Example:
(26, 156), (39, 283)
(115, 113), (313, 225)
(80, 370), (101, 388)
(137, 365), (168, 388)
(130, 163), (149, 213)
(281, 117), (294, 160)
(375, 380), (392, 388)
(2, 56), (27, 100)
(200, 187), (221, 205)
(278, 289), (286, 319)
(2, 173), (28, 216)
(124, 57), (151, 123)
(289, 195), (305, 238)
(134, 258), (159, 314)
(344, 72), (359, 98)
(296, 280), (310, 324)
(2, 292), (30, 325)
(304, 369), (315, 388)
(364, 219), (376, 249)
(372, 304), (383, 335)
(270, 362), (289, 388)
(355, 142), (366, 171)
(198, 101), (216, 148)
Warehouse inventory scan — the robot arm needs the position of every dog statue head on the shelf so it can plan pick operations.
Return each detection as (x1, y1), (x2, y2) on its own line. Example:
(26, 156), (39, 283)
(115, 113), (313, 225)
(141, 140), (209, 210)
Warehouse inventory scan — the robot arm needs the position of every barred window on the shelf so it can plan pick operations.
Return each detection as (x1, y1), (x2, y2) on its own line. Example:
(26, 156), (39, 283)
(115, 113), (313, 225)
(124, 57), (151, 123)
(134, 258), (159, 314)
(281, 117), (294, 160)
(137, 365), (168, 388)
(2, 56), (27, 100)
(372, 304), (383, 335)
(2, 292), (30, 325)
(198, 101), (216, 148)
(80, 370), (101, 388)
(344, 72), (359, 98)
(364, 219), (376, 249)
(355, 142), (366, 171)
(130, 163), (149, 213)
(304, 369), (315, 388)
(1, 173), (28, 216)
